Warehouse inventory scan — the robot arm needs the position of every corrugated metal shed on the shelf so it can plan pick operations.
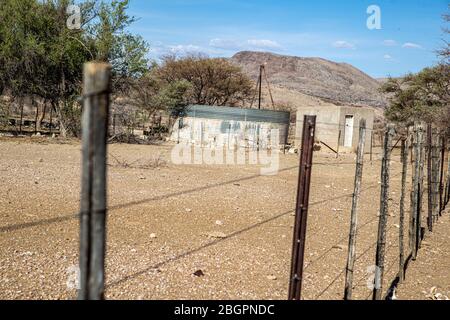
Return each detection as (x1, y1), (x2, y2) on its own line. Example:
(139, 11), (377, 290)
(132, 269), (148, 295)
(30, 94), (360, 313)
(185, 105), (290, 125)
(171, 105), (291, 149)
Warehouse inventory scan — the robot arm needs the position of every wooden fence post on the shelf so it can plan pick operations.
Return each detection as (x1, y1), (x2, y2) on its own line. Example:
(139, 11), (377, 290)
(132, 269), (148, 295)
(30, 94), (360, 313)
(411, 124), (425, 260)
(288, 115), (316, 301)
(439, 136), (445, 216)
(398, 136), (409, 283)
(445, 147), (450, 208)
(418, 125), (426, 249)
(409, 126), (418, 254)
(336, 129), (341, 159)
(370, 131), (374, 164)
(344, 119), (367, 300)
(33, 99), (38, 135)
(373, 124), (395, 300)
(19, 98), (24, 134)
(78, 62), (111, 300)
(427, 124), (433, 232)
(49, 103), (53, 134)
(431, 131), (441, 225)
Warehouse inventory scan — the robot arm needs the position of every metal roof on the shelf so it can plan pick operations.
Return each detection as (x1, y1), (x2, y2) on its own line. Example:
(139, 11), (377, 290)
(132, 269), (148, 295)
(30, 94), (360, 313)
(184, 105), (290, 125)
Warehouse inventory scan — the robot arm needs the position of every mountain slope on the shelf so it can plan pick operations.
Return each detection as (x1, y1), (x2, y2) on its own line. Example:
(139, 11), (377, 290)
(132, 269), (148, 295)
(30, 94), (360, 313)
(230, 51), (386, 108)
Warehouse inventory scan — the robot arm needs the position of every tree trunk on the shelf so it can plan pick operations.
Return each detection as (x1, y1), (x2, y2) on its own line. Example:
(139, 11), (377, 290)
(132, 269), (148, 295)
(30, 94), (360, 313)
(33, 98), (39, 134)
(55, 101), (68, 138)
(36, 100), (47, 133)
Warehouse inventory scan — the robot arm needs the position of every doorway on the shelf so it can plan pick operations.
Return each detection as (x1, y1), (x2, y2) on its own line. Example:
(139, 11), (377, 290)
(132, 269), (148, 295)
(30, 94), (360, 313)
(344, 115), (354, 147)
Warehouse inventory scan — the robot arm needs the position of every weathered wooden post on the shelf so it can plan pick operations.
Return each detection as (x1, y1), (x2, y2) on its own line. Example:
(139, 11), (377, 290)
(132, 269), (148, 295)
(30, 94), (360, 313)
(344, 119), (367, 300)
(49, 104), (53, 134)
(418, 125), (426, 251)
(445, 147), (450, 208)
(370, 131), (374, 164)
(409, 126), (418, 254)
(33, 99), (39, 135)
(288, 115), (316, 301)
(337, 129), (341, 159)
(411, 124), (424, 260)
(373, 124), (395, 300)
(78, 62), (111, 300)
(19, 98), (24, 134)
(283, 124), (289, 155)
(410, 131), (414, 165)
(427, 124), (433, 232)
(431, 132), (441, 224)
(439, 136), (445, 215)
(399, 136), (409, 283)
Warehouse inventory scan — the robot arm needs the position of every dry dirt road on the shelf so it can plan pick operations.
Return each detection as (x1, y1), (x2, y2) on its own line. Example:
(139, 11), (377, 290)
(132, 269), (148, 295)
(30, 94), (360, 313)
(0, 137), (447, 300)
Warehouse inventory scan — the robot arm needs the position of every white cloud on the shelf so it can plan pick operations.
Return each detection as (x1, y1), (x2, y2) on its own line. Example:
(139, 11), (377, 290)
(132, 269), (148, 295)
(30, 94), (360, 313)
(383, 40), (397, 47)
(246, 39), (281, 49)
(402, 42), (423, 49)
(168, 44), (203, 54)
(384, 54), (393, 60)
(209, 38), (283, 51)
(209, 38), (242, 50)
(332, 41), (356, 49)
(149, 43), (222, 59)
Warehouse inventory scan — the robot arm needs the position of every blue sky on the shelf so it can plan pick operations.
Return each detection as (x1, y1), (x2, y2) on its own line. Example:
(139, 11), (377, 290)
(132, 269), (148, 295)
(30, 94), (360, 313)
(127, 0), (449, 78)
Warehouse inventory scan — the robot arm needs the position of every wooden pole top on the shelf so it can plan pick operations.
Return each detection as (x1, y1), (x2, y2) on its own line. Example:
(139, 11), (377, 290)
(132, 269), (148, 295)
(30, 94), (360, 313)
(83, 62), (112, 97)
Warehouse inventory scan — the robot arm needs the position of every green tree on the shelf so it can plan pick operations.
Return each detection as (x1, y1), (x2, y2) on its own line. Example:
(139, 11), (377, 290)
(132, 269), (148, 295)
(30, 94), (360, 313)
(127, 73), (192, 119)
(83, 0), (149, 93)
(156, 55), (255, 107)
(0, 0), (149, 137)
(438, 6), (449, 62)
(381, 64), (450, 129)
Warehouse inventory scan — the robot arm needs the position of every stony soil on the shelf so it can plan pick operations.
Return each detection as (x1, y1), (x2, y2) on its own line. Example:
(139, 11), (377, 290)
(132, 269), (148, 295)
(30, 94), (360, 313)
(0, 137), (447, 300)
(396, 212), (450, 300)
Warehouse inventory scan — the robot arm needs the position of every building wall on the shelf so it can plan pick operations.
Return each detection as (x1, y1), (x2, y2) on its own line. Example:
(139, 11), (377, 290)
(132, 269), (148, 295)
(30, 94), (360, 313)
(296, 105), (341, 151)
(339, 106), (374, 153)
(296, 105), (374, 153)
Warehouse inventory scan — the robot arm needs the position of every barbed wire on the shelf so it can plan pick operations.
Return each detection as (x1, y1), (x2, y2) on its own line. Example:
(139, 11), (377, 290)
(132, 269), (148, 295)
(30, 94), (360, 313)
(305, 167), (408, 299)
(297, 119), (393, 133)
(314, 228), (397, 300)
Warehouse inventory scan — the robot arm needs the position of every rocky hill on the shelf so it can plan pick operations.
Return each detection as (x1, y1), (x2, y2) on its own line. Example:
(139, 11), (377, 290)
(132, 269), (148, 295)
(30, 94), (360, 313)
(230, 51), (387, 108)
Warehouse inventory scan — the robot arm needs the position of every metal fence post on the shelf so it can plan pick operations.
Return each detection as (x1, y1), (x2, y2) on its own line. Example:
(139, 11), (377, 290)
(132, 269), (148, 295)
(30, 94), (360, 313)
(288, 115), (316, 300)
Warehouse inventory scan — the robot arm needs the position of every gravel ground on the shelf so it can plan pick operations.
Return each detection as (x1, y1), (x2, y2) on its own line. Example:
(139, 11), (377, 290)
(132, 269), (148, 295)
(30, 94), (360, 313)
(0, 137), (444, 300)
(396, 212), (450, 300)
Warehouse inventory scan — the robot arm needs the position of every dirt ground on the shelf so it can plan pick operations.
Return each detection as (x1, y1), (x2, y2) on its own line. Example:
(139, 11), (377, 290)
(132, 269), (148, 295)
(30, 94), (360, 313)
(0, 137), (447, 300)
(396, 212), (450, 300)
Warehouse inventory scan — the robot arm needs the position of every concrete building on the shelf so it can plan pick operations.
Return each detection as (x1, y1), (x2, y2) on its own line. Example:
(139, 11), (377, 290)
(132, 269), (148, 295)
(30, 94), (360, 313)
(296, 105), (375, 153)
(170, 105), (290, 149)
